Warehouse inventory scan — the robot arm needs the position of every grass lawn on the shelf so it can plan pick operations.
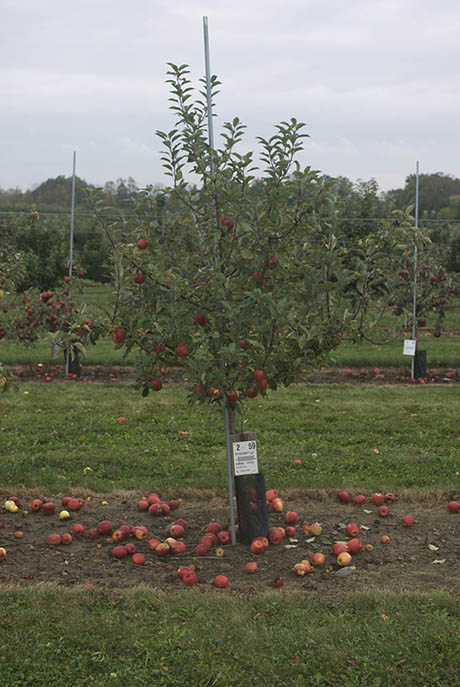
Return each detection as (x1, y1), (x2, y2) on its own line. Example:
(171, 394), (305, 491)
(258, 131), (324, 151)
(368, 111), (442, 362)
(0, 381), (459, 493)
(0, 587), (458, 687)
(1, 380), (459, 686)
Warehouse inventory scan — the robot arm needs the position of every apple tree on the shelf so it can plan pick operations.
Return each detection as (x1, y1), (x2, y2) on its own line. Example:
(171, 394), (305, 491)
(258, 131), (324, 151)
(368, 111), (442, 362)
(345, 209), (458, 344)
(88, 63), (361, 432)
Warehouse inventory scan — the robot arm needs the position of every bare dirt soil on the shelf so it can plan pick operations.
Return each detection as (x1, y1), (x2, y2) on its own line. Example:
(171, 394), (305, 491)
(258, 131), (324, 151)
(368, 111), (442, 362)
(1, 489), (459, 599)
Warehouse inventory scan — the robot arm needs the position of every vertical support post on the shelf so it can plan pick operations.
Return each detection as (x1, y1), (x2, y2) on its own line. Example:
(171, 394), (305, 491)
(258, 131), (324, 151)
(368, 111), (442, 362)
(202, 16), (236, 545)
(411, 161), (419, 380)
(66, 151), (77, 377)
(69, 151), (77, 278)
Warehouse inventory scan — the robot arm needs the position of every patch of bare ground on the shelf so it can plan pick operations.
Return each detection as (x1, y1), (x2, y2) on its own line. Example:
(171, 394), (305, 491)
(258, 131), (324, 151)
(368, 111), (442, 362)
(1, 489), (459, 600)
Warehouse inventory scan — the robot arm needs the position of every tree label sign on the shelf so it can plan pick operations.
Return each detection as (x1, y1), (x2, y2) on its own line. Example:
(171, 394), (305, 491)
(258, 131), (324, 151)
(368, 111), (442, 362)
(232, 440), (258, 476)
(403, 339), (417, 356)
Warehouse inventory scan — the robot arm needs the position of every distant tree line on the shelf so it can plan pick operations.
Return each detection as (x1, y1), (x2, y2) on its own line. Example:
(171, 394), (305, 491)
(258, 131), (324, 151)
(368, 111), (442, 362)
(1, 171), (459, 291)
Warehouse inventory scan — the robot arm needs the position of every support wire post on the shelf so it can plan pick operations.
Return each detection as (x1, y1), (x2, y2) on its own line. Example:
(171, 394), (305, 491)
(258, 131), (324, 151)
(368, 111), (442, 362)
(202, 16), (237, 545)
(411, 161), (419, 380)
(65, 151), (77, 377)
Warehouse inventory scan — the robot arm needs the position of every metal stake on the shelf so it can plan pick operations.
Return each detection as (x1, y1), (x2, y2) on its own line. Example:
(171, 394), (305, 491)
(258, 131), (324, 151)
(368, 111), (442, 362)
(66, 151), (77, 377)
(202, 16), (236, 545)
(411, 161), (419, 380)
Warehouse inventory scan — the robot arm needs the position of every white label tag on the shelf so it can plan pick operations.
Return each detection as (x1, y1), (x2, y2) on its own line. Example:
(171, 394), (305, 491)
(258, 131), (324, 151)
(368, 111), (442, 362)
(403, 339), (416, 356)
(233, 440), (258, 476)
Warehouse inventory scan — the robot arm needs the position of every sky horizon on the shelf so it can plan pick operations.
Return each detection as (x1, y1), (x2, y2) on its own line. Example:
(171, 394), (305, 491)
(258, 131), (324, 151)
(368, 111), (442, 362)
(2, 0), (460, 194)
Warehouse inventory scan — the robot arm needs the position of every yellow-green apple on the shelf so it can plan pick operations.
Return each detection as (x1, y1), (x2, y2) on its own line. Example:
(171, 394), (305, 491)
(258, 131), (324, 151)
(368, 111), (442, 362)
(59, 510), (70, 520)
(337, 551), (352, 566)
(310, 522), (323, 536)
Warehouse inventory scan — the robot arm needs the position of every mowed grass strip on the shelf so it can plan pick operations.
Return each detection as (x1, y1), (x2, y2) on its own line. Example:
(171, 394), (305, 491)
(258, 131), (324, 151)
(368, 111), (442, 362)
(0, 586), (458, 687)
(0, 382), (459, 492)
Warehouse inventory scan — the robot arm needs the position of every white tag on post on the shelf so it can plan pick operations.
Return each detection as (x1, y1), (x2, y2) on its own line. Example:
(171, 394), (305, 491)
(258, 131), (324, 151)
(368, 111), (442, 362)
(232, 440), (258, 476)
(403, 339), (417, 356)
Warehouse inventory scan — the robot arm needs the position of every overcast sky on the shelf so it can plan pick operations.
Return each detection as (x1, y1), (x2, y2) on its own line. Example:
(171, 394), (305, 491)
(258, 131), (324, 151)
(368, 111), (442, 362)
(2, 0), (460, 193)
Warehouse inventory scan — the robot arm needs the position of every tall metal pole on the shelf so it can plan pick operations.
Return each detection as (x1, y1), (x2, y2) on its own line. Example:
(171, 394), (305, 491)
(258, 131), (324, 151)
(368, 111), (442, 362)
(69, 151), (76, 278)
(203, 16), (237, 545)
(411, 161), (419, 379)
(65, 151), (77, 376)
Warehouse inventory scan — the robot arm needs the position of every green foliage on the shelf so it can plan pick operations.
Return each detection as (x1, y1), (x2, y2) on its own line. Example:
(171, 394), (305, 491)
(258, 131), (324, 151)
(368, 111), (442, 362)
(89, 64), (361, 408)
